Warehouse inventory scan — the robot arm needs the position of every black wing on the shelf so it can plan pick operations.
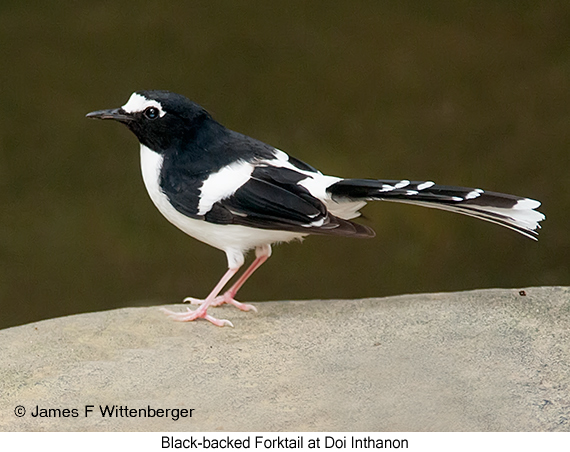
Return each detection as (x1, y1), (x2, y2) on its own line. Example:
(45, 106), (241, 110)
(206, 165), (374, 238)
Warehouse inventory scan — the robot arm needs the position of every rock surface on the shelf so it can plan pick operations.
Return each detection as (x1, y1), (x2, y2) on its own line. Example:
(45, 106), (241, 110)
(1, 287), (569, 432)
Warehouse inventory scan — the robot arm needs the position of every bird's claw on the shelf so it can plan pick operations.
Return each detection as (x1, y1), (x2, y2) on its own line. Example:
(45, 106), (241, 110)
(183, 294), (257, 312)
(159, 307), (233, 327)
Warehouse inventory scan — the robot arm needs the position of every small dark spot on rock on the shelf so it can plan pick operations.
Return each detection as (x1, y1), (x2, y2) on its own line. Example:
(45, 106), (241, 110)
(373, 342), (381, 347)
(540, 399), (552, 409)
(519, 290), (526, 296)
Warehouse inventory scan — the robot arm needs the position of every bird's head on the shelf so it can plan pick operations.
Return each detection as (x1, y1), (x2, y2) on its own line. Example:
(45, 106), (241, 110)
(86, 90), (210, 152)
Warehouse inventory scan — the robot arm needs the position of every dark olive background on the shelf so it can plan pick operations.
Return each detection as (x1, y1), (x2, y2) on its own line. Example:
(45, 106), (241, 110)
(1, 1), (568, 329)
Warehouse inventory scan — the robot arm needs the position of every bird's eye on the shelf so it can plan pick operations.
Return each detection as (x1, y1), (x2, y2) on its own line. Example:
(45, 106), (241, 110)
(144, 107), (160, 119)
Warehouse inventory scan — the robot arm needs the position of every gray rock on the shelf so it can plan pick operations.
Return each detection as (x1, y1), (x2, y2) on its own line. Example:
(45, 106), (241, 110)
(1, 287), (569, 431)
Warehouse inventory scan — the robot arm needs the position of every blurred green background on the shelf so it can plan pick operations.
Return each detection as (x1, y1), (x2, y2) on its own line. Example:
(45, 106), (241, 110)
(1, 1), (568, 330)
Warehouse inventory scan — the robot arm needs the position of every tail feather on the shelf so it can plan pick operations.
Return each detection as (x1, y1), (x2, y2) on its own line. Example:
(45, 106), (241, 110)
(327, 178), (545, 240)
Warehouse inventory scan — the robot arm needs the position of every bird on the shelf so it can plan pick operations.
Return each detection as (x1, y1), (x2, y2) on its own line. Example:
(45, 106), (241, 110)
(86, 90), (545, 327)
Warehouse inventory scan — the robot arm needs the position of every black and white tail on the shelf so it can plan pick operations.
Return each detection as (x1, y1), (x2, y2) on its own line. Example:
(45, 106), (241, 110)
(327, 178), (545, 240)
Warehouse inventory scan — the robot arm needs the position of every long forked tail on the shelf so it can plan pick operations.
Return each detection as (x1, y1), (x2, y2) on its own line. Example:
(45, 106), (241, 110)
(327, 179), (545, 240)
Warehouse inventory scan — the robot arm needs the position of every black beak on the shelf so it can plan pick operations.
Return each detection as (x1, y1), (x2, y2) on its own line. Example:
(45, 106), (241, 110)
(85, 108), (131, 123)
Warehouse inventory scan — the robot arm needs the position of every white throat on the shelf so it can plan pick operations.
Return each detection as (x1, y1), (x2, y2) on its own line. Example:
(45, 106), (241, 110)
(140, 144), (165, 209)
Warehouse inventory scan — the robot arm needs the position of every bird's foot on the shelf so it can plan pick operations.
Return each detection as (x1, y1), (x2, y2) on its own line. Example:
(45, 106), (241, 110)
(160, 305), (234, 327)
(183, 293), (258, 312)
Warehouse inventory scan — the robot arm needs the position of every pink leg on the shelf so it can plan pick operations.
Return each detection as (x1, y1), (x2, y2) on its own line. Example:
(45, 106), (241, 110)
(185, 245), (271, 312)
(222, 251), (269, 308)
(161, 267), (239, 327)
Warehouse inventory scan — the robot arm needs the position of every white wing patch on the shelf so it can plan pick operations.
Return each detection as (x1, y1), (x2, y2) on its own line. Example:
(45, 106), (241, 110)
(122, 92), (166, 117)
(265, 148), (341, 201)
(298, 174), (342, 201)
(198, 161), (254, 215)
(265, 148), (361, 219)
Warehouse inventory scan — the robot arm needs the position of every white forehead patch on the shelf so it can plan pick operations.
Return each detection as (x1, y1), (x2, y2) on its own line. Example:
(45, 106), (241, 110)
(121, 92), (166, 117)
